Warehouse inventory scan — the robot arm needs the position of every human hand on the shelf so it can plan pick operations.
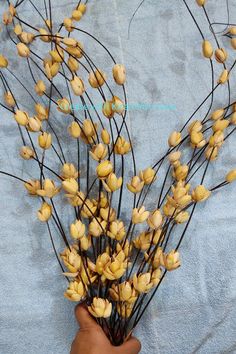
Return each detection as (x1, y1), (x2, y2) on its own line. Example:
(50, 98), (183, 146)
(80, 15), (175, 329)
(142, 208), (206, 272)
(70, 304), (141, 354)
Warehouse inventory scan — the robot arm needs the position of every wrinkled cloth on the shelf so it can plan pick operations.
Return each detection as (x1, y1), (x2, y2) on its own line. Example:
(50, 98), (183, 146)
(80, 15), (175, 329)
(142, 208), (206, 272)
(0, 1), (236, 354)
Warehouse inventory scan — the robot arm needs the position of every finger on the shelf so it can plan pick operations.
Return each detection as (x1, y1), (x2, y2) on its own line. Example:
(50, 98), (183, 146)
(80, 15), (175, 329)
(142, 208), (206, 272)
(75, 304), (99, 329)
(118, 337), (141, 354)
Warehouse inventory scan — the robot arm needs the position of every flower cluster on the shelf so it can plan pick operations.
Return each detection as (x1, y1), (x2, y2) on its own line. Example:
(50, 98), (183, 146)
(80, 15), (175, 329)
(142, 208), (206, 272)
(0, 0), (236, 346)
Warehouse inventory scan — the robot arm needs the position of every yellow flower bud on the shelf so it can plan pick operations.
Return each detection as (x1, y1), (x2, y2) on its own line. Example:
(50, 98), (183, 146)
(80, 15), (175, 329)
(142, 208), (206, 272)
(24, 180), (41, 196)
(45, 62), (60, 79)
(168, 182), (191, 208)
(45, 18), (52, 30)
(117, 303), (134, 318)
(14, 110), (29, 126)
(89, 217), (107, 237)
(61, 245), (81, 273)
(88, 298), (112, 318)
(173, 165), (189, 181)
(212, 119), (229, 132)
(169, 151), (181, 165)
(17, 42), (30, 57)
(38, 132), (52, 149)
(70, 219), (86, 240)
(88, 69), (106, 88)
(147, 209), (163, 229)
(132, 206), (150, 224)
(62, 37), (77, 47)
(70, 76), (85, 96)
(112, 96), (125, 115)
(90, 143), (108, 161)
(127, 176), (144, 194)
(66, 43), (84, 58)
(39, 28), (50, 42)
(152, 229), (164, 245)
(67, 191), (85, 207)
(209, 131), (224, 147)
(102, 173), (123, 192)
(161, 250), (180, 271)
(205, 146), (218, 160)
(37, 179), (60, 198)
(77, 3), (86, 14)
(202, 40), (213, 58)
(145, 247), (163, 269)
(81, 199), (97, 218)
(192, 185), (211, 202)
(112, 64), (126, 85)
(117, 240), (131, 258)
(230, 112), (236, 125)
(110, 282), (137, 303)
(103, 251), (128, 280)
(168, 131), (182, 147)
(190, 131), (206, 148)
(35, 80), (46, 96)
(68, 56), (79, 72)
(82, 119), (97, 137)
(61, 163), (78, 180)
(64, 18), (74, 32)
(100, 206), (116, 222)
(188, 120), (202, 133)
(231, 38), (236, 50)
(139, 167), (156, 185)
(98, 192), (109, 208)
(37, 202), (52, 222)
(133, 231), (152, 251)
(35, 103), (48, 120)
(101, 129), (110, 145)
(0, 54), (8, 68)
(57, 98), (71, 114)
(20, 146), (35, 160)
(62, 178), (79, 195)
(218, 69), (229, 84)
(151, 268), (162, 286)
(107, 220), (126, 241)
(68, 121), (81, 138)
(215, 48), (228, 63)
(72, 9), (83, 21)
(9, 4), (16, 16)
(163, 201), (175, 218)
(226, 169), (236, 183)
(49, 48), (64, 63)
(196, 0), (206, 6)
(114, 136), (131, 155)
(96, 160), (113, 179)
(64, 280), (85, 302)
(228, 26), (236, 35)
(28, 116), (42, 132)
(133, 273), (153, 293)
(79, 235), (91, 251)
(102, 100), (114, 119)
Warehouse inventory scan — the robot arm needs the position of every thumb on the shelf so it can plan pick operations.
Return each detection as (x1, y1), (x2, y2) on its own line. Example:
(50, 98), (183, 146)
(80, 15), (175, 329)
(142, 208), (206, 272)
(75, 304), (99, 330)
(118, 337), (141, 354)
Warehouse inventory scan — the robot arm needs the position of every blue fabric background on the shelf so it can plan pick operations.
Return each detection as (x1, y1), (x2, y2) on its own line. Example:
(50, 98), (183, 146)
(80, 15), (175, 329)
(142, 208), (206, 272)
(0, 1), (236, 353)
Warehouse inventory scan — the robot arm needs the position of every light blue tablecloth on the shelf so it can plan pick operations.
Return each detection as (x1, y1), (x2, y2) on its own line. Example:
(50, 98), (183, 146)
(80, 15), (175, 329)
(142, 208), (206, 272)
(0, 1), (236, 353)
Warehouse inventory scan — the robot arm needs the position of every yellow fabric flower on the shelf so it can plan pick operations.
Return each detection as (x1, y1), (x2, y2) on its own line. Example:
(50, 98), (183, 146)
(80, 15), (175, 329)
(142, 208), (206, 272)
(192, 185), (211, 202)
(37, 179), (60, 198)
(37, 202), (52, 222)
(64, 280), (86, 302)
(88, 298), (112, 318)
(132, 206), (150, 224)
